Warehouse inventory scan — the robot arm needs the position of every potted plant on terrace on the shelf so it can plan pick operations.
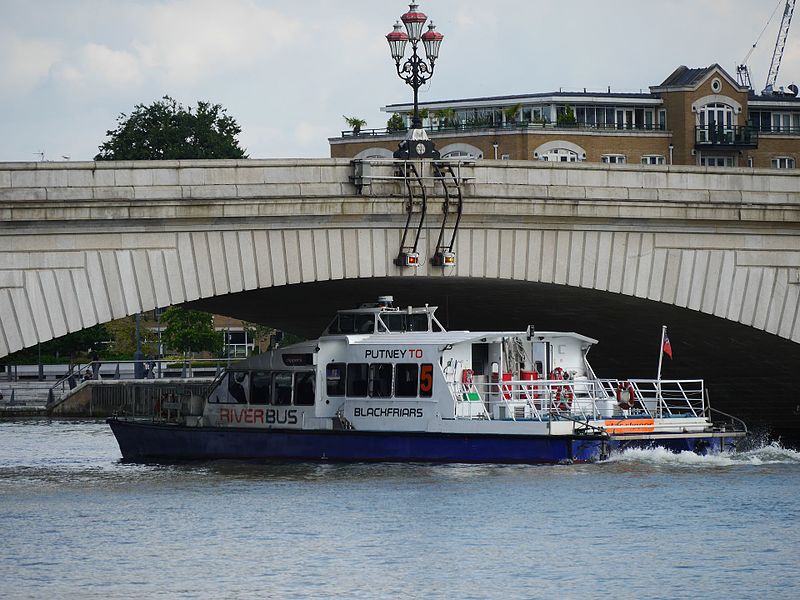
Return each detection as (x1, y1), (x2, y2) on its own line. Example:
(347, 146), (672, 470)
(344, 116), (367, 136)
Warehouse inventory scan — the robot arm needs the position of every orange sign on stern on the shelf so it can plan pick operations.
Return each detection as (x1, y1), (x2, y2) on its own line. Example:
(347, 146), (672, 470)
(604, 418), (655, 434)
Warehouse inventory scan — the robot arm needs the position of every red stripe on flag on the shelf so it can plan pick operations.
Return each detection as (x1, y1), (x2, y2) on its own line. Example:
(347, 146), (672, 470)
(663, 333), (673, 359)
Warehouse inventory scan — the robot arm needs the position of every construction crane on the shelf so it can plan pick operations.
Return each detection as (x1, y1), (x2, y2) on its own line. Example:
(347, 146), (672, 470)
(763, 0), (796, 94)
(736, 0), (796, 92)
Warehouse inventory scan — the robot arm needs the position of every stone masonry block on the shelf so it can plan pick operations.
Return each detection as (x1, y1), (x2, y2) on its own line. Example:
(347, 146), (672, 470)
(67, 170), (94, 187)
(152, 169), (180, 186)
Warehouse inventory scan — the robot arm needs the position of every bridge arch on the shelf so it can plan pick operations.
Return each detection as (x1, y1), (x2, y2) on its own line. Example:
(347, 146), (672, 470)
(1, 158), (799, 360)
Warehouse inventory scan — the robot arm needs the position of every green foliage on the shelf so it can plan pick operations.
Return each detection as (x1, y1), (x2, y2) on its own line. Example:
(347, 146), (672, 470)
(106, 316), (158, 357)
(503, 103), (522, 124)
(343, 115), (367, 133)
(95, 96), (247, 160)
(434, 108), (458, 128)
(557, 106), (577, 126)
(386, 113), (407, 133)
(160, 307), (221, 355)
(4, 324), (109, 363)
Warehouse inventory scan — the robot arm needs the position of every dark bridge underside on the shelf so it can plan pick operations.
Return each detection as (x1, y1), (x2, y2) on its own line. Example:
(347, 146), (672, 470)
(189, 278), (800, 443)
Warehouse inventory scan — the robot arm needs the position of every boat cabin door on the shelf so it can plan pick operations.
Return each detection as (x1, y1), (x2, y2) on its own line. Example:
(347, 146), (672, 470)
(531, 341), (550, 378)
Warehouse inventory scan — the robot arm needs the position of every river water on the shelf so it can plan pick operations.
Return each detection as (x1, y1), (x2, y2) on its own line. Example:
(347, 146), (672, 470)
(1, 420), (799, 599)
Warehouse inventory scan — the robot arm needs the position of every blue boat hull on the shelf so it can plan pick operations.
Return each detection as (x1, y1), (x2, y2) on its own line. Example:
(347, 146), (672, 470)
(107, 419), (607, 464)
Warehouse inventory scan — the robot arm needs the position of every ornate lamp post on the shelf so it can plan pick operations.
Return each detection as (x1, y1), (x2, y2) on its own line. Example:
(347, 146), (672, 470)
(386, 3), (444, 159)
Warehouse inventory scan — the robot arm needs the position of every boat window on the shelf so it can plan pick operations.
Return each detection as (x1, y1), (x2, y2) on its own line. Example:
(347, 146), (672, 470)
(347, 363), (369, 397)
(338, 313), (355, 333)
(383, 313), (406, 332)
(250, 371), (272, 405)
(228, 371), (249, 404)
(294, 372), (315, 406)
(273, 371), (292, 405)
(326, 363), (346, 396)
(369, 363), (393, 398)
(420, 364), (434, 398)
(408, 314), (429, 332)
(395, 363), (419, 397)
(324, 315), (340, 334)
(355, 314), (375, 334)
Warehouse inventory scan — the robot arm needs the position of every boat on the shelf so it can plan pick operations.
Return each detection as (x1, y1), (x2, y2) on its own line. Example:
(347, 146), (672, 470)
(107, 296), (747, 463)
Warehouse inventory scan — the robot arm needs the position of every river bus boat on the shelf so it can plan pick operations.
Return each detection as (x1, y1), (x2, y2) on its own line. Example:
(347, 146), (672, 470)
(108, 297), (747, 463)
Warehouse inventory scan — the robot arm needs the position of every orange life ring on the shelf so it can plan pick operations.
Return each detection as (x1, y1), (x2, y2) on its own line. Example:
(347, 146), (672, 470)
(616, 381), (636, 410)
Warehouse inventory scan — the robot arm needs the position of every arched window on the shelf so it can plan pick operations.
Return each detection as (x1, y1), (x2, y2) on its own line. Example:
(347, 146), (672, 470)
(540, 148), (580, 162)
(697, 103), (735, 142)
(439, 143), (483, 160)
(533, 141), (587, 162)
(353, 147), (393, 160)
(698, 103), (734, 128)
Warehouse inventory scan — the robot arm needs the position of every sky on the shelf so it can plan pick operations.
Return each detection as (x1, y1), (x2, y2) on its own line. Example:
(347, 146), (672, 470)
(1, 0), (799, 162)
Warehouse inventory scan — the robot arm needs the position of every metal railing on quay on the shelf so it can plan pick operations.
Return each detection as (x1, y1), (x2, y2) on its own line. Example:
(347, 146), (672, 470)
(46, 358), (229, 407)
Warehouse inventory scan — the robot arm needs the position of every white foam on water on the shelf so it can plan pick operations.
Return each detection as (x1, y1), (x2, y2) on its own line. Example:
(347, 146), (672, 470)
(606, 441), (800, 467)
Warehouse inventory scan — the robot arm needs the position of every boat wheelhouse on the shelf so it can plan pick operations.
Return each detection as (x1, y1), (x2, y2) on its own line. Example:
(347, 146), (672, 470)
(108, 296), (747, 463)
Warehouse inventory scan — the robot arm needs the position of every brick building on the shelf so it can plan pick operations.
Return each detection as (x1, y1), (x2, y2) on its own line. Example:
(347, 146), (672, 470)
(329, 64), (800, 169)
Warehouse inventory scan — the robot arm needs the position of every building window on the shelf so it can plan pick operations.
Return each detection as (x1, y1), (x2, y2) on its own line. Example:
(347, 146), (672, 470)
(771, 113), (800, 133)
(772, 157), (796, 169)
(747, 157), (754, 168)
(641, 155), (665, 165)
(602, 154), (626, 164)
(658, 109), (667, 130)
(538, 148), (581, 162)
(500, 154), (510, 160)
(700, 156), (734, 167)
(698, 103), (735, 142)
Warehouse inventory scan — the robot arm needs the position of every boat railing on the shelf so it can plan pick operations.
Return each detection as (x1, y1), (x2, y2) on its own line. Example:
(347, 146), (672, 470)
(449, 377), (706, 421)
(598, 379), (705, 418)
(449, 377), (612, 421)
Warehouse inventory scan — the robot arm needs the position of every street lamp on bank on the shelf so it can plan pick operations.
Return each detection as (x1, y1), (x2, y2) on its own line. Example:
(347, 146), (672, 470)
(387, 3), (444, 159)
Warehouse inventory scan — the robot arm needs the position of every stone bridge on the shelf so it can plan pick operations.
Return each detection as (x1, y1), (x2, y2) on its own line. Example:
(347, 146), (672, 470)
(1, 158), (799, 436)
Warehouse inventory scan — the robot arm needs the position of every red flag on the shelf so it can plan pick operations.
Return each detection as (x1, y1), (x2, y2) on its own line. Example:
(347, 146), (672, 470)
(662, 332), (673, 359)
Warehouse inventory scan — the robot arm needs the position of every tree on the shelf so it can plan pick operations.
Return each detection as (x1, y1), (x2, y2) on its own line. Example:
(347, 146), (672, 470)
(160, 307), (221, 355)
(386, 113), (407, 133)
(95, 96), (247, 160)
(106, 317), (158, 357)
(4, 324), (109, 363)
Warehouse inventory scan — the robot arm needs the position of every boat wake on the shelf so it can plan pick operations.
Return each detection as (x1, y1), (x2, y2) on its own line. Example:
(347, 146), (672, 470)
(605, 441), (800, 467)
